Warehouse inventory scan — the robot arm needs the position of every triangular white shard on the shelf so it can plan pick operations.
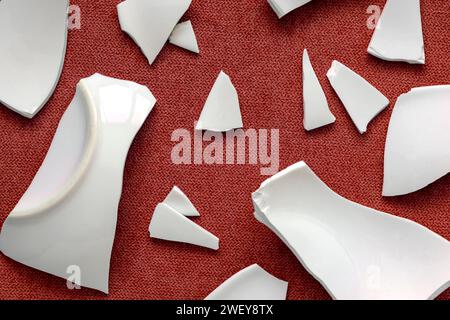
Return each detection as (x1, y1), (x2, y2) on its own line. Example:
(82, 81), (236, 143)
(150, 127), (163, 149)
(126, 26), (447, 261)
(302, 49), (335, 131)
(0, 74), (157, 293)
(149, 203), (219, 250)
(169, 20), (200, 54)
(383, 86), (450, 196)
(163, 186), (200, 217)
(368, 0), (425, 64)
(196, 71), (243, 132)
(205, 264), (288, 300)
(117, 0), (191, 65)
(327, 60), (389, 134)
(253, 161), (450, 300)
(0, 0), (69, 118)
(267, 0), (312, 19)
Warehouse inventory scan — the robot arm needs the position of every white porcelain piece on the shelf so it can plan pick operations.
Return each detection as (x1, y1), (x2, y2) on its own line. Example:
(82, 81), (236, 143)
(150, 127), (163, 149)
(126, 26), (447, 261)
(368, 0), (425, 64)
(0, 0), (69, 118)
(327, 60), (389, 134)
(253, 161), (450, 300)
(205, 264), (288, 300)
(302, 49), (335, 131)
(117, 0), (191, 65)
(149, 203), (219, 250)
(0, 74), (157, 293)
(383, 86), (450, 196)
(163, 186), (200, 217)
(267, 0), (312, 19)
(196, 71), (243, 132)
(169, 20), (200, 54)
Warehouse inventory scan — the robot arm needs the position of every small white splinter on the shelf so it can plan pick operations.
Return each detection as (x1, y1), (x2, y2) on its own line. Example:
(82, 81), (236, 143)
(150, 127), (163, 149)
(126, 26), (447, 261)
(383, 86), (450, 196)
(267, 0), (312, 19)
(117, 0), (191, 65)
(302, 49), (335, 131)
(169, 20), (200, 54)
(196, 71), (243, 132)
(163, 186), (200, 217)
(205, 264), (288, 300)
(327, 60), (389, 134)
(149, 203), (219, 250)
(368, 0), (425, 64)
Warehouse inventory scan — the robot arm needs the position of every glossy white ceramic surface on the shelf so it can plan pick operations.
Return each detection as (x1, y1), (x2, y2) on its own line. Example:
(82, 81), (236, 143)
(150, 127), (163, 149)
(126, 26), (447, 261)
(302, 49), (335, 131)
(0, 74), (157, 293)
(0, 0), (69, 118)
(253, 161), (450, 300)
(327, 60), (389, 134)
(196, 71), (243, 132)
(383, 86), (450, 196)
(117, 0), (191, 65)
(205, 264), (288, 300)
(169, 20), (200, 54)
(163, 186), (200, 217)
(368, 0), (425, 64)
(267, 0), (312, 19)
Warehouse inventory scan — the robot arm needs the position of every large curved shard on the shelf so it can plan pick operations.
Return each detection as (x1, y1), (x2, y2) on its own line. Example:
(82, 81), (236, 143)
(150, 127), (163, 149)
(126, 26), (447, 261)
(253, 162), (450, 300)
(0, 74), (157, 293)
(383, 86), (450, 196)
(0, 0), (69, 118)
(205, 264), (288, 300)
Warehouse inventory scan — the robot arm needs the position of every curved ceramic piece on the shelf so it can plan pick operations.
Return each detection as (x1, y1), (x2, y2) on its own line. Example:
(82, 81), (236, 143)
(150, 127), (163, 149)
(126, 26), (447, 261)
(383, 86), (450, 196)
(253, 161), (450, 300)
(368, 0), (424, 64)
(302, 49), (335, 131)
(327, 61), (389, 134)
(149, 203), (219, 250)
(0, 0), (69, 118)
(163, 186), (200, 217)
(0, 74), (157, 293)
(169, 20), (200, 54)
(117, 0), (191, 65)
(267, 0), (312, 19)
(205, 264), (288, 300)
(196, 71), (243, 132)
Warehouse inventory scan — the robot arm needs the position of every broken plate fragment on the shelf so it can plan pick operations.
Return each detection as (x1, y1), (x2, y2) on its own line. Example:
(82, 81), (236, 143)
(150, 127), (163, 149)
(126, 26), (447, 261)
(205, 264), (288, 300)
(169, 20), (200, 54)
(163, 186), (200, 217)
(302, 49), (335, 131)
(327, 61), (389, 134)
(117, 0), (191, 65)
(0, 0), (69, 118)
(267, 0), (312, 19)
(383, 86), (450, 196)
(196, 71), (243, 132)
(368, 0), (425, 64)
(253, 161), (450, 300)
(149, 203), (219, 250)
(0, 74), (157, 293)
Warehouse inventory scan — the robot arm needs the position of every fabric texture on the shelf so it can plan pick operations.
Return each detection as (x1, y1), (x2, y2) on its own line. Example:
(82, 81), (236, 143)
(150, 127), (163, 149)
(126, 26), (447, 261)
(0, 0), (448, 300)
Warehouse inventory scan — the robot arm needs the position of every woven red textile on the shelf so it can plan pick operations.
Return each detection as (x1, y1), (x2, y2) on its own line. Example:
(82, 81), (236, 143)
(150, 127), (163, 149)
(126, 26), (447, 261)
(0, 0), (448, 300)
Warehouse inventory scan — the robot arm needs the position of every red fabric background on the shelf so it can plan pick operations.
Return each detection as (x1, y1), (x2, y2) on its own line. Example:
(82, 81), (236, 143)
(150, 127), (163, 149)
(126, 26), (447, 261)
(0, 0), (448, 300)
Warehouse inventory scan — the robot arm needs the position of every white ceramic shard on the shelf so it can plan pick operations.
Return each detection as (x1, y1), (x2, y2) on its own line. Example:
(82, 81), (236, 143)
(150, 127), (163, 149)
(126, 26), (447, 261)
(0, 74), (157, 293)
(149, 203), (219, 250)
(327, 61), (389, 134)
(253, 161), (450, 300)
(169, 20), (200, 54)
(205, 264), (288, 300)
(302, 49), (335, 131)
(196, 71), (243, 132)
(117, 0), (191, 65)
(383, 86), (450, 196)
(267, 0), (312, 19)
(368, 0), (425, 64)
(163, 186), (200, 217)
(0, 0), (69, 118)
